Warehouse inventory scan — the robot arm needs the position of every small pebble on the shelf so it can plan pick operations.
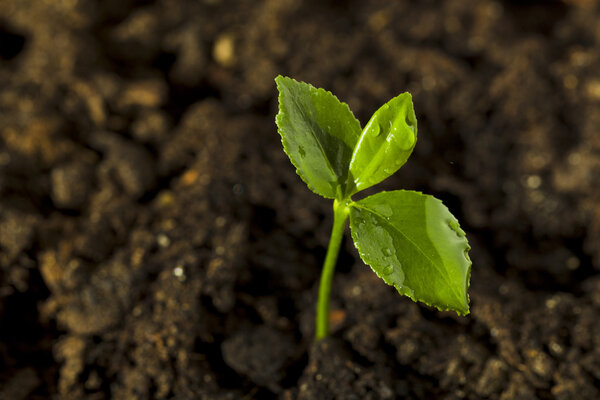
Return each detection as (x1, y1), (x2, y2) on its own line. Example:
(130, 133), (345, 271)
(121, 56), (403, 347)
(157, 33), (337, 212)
(157, 234), (170, 248)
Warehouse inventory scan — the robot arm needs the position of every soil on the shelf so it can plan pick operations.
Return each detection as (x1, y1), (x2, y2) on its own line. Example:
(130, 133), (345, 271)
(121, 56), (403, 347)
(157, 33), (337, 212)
(1, 0), (600, 399)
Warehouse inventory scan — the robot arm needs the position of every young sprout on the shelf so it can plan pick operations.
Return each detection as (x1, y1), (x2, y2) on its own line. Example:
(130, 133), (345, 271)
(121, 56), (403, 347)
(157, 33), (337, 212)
(275, 76), (471, 340)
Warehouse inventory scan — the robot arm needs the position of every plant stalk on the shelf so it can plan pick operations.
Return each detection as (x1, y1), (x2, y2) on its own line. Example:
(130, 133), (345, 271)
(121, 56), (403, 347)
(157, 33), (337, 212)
(315, 199), (349, 340)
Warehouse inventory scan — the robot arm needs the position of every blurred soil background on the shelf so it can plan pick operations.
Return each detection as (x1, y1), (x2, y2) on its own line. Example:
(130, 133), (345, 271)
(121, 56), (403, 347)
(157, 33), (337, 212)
(1, 0), (600, 399)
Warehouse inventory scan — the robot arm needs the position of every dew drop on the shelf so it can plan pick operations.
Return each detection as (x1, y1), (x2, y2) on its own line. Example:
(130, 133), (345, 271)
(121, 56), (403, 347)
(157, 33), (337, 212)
(383, 248), (393, 256)
(383, 168), (392, 175)
(399, 133), (415, 150)
(383, 265), (394, 275)
(371, 123), (382, 137)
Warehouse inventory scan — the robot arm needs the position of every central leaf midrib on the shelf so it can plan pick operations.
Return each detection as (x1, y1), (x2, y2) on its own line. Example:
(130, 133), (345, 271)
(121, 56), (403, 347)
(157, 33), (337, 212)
(352, 202), (460, 303)
(350, 124), (389, 189)
(289, 92), (341, 197)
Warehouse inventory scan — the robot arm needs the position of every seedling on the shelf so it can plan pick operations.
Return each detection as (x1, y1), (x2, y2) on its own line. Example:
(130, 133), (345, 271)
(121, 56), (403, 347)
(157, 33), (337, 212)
(275, 76), (471, 340)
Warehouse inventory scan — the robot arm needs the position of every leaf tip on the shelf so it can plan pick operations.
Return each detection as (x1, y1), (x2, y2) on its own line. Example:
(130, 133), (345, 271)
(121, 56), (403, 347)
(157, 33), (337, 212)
(274, 74), (287, 87)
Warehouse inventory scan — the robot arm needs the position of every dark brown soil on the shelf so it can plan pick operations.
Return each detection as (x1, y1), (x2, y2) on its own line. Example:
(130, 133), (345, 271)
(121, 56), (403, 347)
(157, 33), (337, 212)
(1, 0), (600, 399)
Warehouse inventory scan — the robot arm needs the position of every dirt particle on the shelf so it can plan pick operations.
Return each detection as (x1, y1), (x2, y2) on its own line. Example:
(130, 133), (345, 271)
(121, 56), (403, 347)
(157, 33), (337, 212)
(119, 79), (168, 109)
(131, 109), (170, 144)
(549, 341), (564, 356)
(368, 10), (391, 32)
(156, 191), (175, 207)
(215, 216), (227, 227)
(524, 348), (555, 380)
(475, 357), (508, 397)
(0, 368), (40, 400)
(545, 296), (560, 309)
(180, 169), (199, 186)
(294, 338), (394, 399)
(585, 79), (600, 100)
(84, 370), (102, 391)
(328, 309), (347, 333)
(222, 325), (295, 391)
(55, 336), (86, 393)
(157, 233), (170, 248)
(111, 143), (156, 198)
(563, 74), (578, 89)
(525, 174), (542, 189)
(0, 211), (36, 263)
(346, 323), (381, 363)
(173, 266), (186, 282)
(566, 256), (580, 270)
(213, 33), (236, 68)
(51, 160), (94, 210)
(232, 183), (244, 196)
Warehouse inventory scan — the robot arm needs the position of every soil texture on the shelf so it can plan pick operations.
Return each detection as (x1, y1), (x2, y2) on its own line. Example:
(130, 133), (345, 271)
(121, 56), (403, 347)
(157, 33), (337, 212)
(1, 0), (600, 399)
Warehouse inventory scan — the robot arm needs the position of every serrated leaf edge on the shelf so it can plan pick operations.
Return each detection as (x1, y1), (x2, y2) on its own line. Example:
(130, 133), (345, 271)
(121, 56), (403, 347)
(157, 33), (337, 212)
(348, 190), (471, 316)
(347, 93), (418, 196)
(275, 75), (361, 200)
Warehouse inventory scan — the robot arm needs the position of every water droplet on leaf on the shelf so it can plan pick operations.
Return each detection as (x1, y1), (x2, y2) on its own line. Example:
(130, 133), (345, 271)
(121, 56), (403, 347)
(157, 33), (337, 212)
(398, 132), (415, 150)
(371, 124), (381, 137)
(383, 265), (394, 275)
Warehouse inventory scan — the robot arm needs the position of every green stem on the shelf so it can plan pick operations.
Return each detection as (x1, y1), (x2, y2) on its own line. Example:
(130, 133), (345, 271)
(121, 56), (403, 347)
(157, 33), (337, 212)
(315, 199), (349, 341)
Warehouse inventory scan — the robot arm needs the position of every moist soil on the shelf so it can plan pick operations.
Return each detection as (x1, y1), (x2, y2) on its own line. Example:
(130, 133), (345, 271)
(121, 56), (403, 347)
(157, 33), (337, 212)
(1, 0), (600, 399)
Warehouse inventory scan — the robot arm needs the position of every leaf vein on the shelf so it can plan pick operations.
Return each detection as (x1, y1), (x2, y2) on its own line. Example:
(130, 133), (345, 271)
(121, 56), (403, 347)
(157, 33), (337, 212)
(353, 202), (460, 301)
(288, 91), (339, 197)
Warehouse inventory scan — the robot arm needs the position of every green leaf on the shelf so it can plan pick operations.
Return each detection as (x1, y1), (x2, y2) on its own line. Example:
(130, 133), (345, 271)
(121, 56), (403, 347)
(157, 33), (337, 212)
(349, 190), (471, 315)
(275, 75), (361, 199)
(348, 93), (417, 195)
